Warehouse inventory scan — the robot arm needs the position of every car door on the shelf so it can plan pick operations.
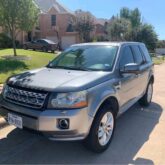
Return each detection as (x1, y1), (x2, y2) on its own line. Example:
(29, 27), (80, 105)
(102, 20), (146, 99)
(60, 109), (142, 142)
(117, 45), (139, 108)
(36, 40), (43, 50)
(131, 45), (149, 96)
(29, 41), (36, 49)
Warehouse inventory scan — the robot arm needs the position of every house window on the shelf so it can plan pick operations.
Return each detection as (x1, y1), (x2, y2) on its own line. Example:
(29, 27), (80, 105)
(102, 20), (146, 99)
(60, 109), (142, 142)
(66, 16), (74, 32)
(66, 24), (74, 32)
(51, 15), (56, 26)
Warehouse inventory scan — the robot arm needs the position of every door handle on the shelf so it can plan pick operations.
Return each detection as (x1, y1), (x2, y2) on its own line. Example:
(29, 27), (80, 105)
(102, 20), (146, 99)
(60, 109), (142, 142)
(114, 82), (121, 90)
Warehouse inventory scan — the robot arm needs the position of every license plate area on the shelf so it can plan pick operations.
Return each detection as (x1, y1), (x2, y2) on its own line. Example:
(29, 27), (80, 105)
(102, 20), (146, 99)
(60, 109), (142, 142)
(8, 113), (23, 129)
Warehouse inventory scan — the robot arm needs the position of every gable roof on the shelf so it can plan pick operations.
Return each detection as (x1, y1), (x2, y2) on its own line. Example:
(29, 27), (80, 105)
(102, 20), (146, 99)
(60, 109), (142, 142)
(34, 0), (74, 14)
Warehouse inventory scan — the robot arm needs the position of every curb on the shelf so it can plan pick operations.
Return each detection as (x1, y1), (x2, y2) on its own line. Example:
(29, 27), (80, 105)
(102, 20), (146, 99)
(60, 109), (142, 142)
(0, 84), (3, 93)
(0, 84), (4, 119)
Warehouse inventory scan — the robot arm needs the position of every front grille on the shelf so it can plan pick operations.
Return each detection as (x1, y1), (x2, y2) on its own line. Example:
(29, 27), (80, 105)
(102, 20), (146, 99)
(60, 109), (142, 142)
(4, 85), (48, 109)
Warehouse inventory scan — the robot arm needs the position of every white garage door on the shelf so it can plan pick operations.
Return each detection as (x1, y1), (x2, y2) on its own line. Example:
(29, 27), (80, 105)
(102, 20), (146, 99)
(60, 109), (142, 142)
(46, 36), (58, 43)
(61, 36), (76, 50)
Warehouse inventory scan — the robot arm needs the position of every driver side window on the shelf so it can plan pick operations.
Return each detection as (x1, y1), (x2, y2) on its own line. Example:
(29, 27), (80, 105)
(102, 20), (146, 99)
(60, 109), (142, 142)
(120, 46), (134, 68)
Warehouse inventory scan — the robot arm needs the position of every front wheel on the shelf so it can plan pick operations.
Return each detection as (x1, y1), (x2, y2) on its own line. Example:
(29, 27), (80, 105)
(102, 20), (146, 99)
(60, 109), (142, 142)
(139, 82), (153, 106)
(83, 105), (115, 153)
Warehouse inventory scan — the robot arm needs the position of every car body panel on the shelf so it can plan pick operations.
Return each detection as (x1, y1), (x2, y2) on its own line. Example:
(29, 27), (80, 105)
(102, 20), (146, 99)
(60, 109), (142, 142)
(24, 39), (57, 51)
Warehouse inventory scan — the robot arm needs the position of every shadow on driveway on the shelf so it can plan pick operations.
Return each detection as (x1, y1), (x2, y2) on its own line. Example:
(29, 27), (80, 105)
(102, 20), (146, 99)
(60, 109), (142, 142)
(0, 102), (162, 164)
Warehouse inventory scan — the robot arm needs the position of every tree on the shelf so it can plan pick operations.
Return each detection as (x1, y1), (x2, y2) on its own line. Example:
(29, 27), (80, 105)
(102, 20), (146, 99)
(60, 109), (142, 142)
(136, 24), (158, 50)
(107, 7), (158, 50)
(75, 11), (95, 42)
(107, 18), (131, 41)
(0, 0), (39, 56)
(120, 7), (130, 19)
(130, 8), (141, 28)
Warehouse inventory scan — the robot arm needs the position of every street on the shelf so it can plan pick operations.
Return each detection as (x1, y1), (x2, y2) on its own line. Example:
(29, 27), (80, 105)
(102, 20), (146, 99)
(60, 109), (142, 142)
(0, 63), (165, 164)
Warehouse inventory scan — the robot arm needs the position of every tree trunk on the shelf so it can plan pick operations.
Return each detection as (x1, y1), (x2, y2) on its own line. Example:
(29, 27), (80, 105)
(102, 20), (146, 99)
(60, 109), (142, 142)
(12, 38), (17, 56)
(55, 30), (61, 50)
(11, 30), (17, 56)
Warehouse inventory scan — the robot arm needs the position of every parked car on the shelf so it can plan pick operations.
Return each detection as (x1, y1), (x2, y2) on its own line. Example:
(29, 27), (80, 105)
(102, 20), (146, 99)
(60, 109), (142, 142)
(0, 42), (154, 153)
(23, 39), (58, 52)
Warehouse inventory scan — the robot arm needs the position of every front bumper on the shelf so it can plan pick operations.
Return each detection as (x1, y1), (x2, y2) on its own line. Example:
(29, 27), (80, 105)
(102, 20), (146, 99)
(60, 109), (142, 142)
(0, 96), (93, 141)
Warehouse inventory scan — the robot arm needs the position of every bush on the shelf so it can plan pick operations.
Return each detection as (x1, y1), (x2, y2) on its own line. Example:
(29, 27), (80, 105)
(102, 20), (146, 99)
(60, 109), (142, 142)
(0, 33), (12, 48)
(0, 33), (20, 49)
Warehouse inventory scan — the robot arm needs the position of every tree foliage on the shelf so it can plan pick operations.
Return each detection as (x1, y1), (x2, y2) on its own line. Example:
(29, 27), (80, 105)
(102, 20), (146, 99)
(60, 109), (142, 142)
(136, 24), (158, 50)
(75, 12), (95, 42)
(107, 8), (158, 50)
(0, 0), (39, 56)
(107, 18), (131, 41)
(157, 40), (165, 48)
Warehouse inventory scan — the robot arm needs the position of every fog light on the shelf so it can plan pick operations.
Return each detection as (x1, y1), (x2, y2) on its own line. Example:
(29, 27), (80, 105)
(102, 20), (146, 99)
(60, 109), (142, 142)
(58, 119), (69, 130)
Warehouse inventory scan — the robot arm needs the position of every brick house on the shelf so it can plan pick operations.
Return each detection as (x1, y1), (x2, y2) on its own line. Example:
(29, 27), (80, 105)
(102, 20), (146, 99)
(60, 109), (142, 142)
(33, 0), (80, 49)
(75, 9), (107, 40)
(0, 0), (107, 49)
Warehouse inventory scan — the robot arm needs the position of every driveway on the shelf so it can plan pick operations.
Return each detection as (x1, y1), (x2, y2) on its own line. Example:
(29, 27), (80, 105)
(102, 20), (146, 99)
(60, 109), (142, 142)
(0, 64), (165, 164)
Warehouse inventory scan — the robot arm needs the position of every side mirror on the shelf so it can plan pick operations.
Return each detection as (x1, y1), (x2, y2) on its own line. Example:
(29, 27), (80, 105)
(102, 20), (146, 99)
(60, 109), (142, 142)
(120, 63), (141, 74)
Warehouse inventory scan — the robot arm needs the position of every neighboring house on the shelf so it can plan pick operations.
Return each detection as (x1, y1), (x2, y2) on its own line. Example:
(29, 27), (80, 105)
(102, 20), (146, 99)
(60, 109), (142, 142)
(0, 0), (108, 49)
(33, 0), (80, 49)
(155, 48), (165, 55)
(95, 18), (108, 38)
(75, 9), (108, 40)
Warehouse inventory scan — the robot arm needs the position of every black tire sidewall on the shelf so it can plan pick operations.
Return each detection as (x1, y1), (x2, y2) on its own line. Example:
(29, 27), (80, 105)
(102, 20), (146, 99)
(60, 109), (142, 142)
(139, 81), (153, 106)
(84, 104), (116, 153)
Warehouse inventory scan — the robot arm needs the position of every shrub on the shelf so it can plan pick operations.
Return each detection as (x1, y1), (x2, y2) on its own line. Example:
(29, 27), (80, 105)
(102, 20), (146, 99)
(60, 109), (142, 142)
(0, 33), (20, 49)
(0, 33), (12, 48)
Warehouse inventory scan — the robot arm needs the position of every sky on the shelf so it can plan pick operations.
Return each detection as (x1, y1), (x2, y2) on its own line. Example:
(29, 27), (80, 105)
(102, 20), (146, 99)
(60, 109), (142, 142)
(60, 0), (165, 40)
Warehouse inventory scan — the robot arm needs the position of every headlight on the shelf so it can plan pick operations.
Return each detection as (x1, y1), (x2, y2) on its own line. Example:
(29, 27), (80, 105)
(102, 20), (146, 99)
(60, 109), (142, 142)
(1, 84), (7, 98)
(48, 91), (88, 109)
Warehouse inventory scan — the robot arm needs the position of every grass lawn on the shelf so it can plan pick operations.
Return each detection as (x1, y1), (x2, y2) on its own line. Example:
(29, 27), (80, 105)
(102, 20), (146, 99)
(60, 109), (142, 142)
(0, 49), (57, 84)
(152, 56), (165, 65)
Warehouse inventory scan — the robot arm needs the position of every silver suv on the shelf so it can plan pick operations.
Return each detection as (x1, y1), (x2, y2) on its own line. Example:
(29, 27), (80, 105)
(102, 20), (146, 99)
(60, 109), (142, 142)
(0, 42), (154, 153)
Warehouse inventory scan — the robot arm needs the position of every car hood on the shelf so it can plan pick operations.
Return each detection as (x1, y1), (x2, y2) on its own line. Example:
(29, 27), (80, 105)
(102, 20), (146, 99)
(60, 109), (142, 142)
(7, 67), (112, 92)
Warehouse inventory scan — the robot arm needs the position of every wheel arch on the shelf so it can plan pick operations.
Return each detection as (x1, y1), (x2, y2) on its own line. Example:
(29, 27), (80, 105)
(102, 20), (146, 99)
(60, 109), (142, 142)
(95, 96), (119, 118)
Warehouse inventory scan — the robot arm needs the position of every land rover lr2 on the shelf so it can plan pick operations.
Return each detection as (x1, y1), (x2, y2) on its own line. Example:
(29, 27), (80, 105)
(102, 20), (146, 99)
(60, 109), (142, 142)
(0, 42), (154, 153)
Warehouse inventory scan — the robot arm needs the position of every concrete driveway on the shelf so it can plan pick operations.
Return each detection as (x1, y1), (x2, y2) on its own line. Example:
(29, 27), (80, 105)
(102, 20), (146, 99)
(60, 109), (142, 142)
(0, 64), (165, 164)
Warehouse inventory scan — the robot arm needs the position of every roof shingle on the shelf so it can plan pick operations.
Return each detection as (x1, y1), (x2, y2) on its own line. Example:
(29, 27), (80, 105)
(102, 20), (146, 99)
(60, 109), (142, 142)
(34, 0), (73, 14)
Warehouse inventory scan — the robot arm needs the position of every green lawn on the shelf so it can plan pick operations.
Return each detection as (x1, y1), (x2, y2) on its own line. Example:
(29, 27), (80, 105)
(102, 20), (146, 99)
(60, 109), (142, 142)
(0, 49), (57, 84)
(152, 56), (165, 65)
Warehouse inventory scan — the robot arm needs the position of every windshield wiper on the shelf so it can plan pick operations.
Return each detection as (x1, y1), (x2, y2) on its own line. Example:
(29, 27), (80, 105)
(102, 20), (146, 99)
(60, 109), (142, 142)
(47, 65), (93, 71)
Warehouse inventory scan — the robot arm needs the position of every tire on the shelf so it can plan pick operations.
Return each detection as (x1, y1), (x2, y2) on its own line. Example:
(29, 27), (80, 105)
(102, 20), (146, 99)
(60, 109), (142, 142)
(139, 81), (153, 107)
(42, 47), (47, 52)
(83, 104), (116, 153)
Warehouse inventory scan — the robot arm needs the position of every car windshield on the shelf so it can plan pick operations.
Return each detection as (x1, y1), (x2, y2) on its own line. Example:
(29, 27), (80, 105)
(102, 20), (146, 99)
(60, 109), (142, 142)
(44, 39), (56, 44)
(47, 45), (118, 71)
